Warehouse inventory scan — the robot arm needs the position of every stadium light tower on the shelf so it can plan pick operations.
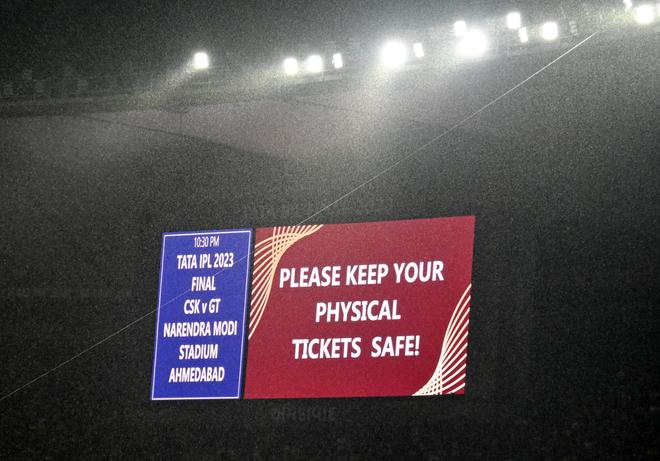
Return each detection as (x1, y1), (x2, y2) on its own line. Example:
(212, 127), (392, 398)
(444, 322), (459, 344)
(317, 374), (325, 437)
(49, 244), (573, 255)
(305, 55), (324, 73)
(192, 52), (209, 70)
(541, 22), (559, 41)
(458, 30), (489, 57)
(413, 42), (425, 59)
(283, 57), (299, 76)
(633, 4), (656, 24)
(506, 12), (522, 30)
(380, 40), (408, 70)
(454, 20), (468, 37)
(332, 53), (343, 69)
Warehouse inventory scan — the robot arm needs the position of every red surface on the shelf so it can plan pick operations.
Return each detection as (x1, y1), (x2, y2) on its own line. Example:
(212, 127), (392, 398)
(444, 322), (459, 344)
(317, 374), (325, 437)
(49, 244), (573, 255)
(244, 216), (474, 399)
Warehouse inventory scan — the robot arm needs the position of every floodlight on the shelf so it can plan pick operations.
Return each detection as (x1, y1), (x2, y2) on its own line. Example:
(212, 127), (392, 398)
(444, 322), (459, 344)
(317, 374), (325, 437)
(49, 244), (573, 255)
(541, 22), (559, 41)
(305, 55), (324, 73)
(283, 57), (299, 76)
(332, 53), (343, 69)
(380, 40), (408, 69)
(458, 30), (489, 57)
(413, 42), (425, 59)
(518, 27), (529, 43)
(192, 52), (209, 70)
(454, 20), (468, 37)
(634, 4), (655, 23)
(506, 12), (522, 30)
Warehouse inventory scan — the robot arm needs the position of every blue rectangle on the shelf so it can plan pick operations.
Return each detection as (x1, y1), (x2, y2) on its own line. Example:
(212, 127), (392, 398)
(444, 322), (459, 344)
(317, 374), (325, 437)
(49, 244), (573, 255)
(151, 229), (252, 400)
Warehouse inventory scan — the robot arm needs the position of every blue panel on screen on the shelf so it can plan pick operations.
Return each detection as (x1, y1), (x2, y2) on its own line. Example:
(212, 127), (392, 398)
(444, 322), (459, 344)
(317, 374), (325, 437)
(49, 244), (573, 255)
(151, 229), (252, 400)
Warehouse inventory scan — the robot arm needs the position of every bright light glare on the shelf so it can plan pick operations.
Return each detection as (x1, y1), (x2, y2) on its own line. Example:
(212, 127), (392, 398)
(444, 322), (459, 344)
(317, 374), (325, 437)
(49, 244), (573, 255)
(506, 12), (522, 30)
(380, 40), (408, 69)
(623, 0), (633, 9)
(305, 55), (324, 73)
(541, 22), (559, 41)
(192, 52), (209, 70)
(634, 4), (656, 24)
(413, 42), (424, 58)
(518, 27), (529, 43)
(454, 20), (468, 37)
(458, 30), (489, 57)
(283, 57), (299, 76)
(332, 53), (343, 69)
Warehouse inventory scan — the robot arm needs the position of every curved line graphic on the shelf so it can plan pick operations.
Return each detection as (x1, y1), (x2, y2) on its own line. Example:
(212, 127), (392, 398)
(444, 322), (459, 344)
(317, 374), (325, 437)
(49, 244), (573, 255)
(414, 284), (471, 396)
(248, 225), (323, 339)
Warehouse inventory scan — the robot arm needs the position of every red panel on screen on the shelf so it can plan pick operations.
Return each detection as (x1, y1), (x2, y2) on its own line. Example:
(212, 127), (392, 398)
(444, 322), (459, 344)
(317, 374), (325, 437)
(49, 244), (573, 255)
(244, 216), (474, 399)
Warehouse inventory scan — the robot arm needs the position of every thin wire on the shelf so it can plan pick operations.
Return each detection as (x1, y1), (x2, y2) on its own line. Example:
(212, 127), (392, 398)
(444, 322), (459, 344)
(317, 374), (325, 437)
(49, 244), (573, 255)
(299, 33), (596, 225)
(0, 33), (596, 404)
(0, 310), (154, 403)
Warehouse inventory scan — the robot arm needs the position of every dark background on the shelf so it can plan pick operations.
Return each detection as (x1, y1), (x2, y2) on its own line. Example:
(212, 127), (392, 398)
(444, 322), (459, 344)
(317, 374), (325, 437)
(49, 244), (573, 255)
(1, 1), (659, 459)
